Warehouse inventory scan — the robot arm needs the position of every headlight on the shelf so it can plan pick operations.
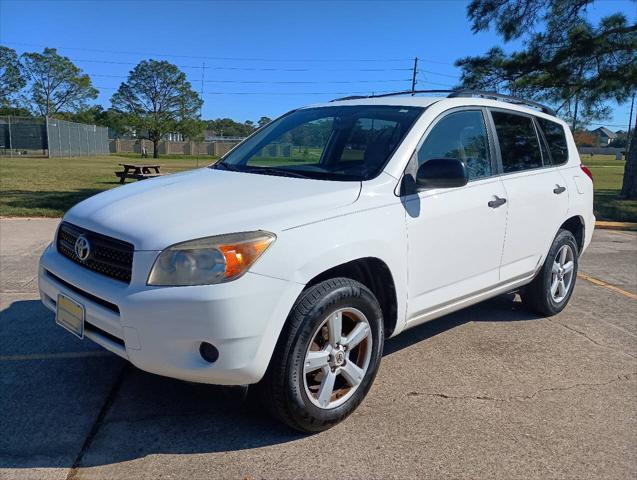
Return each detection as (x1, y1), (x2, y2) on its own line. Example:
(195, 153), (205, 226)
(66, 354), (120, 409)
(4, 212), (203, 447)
(147, 231), (276, 286)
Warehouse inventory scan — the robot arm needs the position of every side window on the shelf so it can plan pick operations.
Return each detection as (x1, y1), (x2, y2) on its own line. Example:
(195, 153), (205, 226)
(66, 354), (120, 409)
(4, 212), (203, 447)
(418, 110), (492, 181)
(492, 111), (543, 173)
(537, 117), (569, 165)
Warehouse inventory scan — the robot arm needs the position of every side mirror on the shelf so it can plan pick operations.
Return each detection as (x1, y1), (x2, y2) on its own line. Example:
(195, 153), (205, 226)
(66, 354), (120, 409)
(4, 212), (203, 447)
(416, 158), (468, 189)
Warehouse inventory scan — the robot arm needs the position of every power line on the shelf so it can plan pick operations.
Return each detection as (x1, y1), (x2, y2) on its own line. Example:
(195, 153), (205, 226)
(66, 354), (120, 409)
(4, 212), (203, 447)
(6, 41), (461, 66)
(587, 122), (629, 127)
(414, 76), (456, 88)
(86, 73), (412, 84)
(91, 85), (435, 96)
(416, 57), (457, 66)
(2, 41), (463, 99)
(203, 78), (412, 84)
(419, 69), (460, 79)
(61, 57), (415, 72)
(3, 41), (414, 63)
(3, 41), (459, 70)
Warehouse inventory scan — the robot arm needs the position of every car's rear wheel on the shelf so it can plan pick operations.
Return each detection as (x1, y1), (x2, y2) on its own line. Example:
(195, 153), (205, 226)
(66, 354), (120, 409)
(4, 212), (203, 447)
(259, 277), (384, 432)
(521, 229), (579, 316)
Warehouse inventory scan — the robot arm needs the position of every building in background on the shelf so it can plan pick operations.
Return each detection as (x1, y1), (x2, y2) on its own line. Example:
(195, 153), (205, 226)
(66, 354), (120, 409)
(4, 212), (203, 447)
(591, 127), (618, 146)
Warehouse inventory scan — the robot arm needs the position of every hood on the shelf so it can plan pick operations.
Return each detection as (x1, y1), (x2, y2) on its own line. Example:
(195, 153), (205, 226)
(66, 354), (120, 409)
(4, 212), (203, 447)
(64, 168), (361, 250)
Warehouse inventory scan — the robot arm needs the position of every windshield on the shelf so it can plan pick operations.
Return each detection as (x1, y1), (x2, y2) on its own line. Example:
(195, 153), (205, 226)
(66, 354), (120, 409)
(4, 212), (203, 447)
(213, 105), (423, 181)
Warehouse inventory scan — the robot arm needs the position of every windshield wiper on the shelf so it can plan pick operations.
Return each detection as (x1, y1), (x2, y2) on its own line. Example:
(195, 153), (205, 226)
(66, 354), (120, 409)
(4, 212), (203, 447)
(214, 161), (311, 179)
(247, 167), (310, 179)
(212, 160), (241, 171)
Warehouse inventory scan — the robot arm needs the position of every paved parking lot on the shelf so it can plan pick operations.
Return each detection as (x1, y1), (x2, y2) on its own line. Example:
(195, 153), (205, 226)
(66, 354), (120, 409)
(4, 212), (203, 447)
(1, 218), (635, 480)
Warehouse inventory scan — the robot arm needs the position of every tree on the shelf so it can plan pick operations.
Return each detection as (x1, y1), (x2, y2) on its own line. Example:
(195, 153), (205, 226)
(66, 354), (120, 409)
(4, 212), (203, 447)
(621, 117), (637, 199)
(610, 135), (628, 149)
(111, 59), (203, 158)
(258, 116), (272, 128)
(54, 105), (104, 124)
(573, 131), (596, 148)
(0, 46), (26, 108)
(21, 48), (98, 116)
(53, 105), (129, 137)
(457, 0), (637, 198)
(0, 106), (31, 116)
(205, 118), (254, 137)
(179, 118), (206, 141)
(97, 108), (129, 138)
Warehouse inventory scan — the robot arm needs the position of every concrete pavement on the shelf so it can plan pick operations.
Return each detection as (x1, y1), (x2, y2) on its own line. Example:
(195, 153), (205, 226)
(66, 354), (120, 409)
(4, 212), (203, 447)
(1, 218), (635, 479)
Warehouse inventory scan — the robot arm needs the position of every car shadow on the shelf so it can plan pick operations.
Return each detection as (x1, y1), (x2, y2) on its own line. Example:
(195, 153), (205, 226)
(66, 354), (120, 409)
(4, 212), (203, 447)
(0, 294), (540, 469)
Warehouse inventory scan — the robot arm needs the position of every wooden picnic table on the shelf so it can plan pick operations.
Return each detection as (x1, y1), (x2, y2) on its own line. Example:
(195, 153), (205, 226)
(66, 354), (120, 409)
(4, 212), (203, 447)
(115, 163), (163, 184)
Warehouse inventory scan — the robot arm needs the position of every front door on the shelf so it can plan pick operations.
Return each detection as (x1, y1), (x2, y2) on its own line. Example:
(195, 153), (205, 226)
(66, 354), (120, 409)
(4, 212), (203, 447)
(403, 109), (508, 326)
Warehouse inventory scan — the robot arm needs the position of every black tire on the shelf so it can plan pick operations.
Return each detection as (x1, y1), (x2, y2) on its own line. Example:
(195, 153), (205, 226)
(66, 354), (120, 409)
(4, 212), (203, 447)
(520, 229), (579, 316)
(258, 277), (384, 433)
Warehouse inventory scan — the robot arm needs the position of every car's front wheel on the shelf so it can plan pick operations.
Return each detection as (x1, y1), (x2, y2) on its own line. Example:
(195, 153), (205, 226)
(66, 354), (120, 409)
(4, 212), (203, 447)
(520, 229), (579, 316)
(259, 277), (384, 432)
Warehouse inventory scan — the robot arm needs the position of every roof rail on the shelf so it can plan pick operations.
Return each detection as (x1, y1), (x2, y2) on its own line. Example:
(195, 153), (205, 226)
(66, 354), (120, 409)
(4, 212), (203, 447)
(447, 90), (556, 116)
(330, 89), (456, 102)
(330, 88), (556, 116)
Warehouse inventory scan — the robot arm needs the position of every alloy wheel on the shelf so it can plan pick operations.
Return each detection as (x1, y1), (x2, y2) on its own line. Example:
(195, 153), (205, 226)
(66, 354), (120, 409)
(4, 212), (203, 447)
(551, 244), (575, 303)
(303, 307), (372, 409)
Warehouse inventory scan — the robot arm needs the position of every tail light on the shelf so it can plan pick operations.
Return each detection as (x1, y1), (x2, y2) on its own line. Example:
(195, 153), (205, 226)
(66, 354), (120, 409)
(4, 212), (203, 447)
(580, 165), (593, 183)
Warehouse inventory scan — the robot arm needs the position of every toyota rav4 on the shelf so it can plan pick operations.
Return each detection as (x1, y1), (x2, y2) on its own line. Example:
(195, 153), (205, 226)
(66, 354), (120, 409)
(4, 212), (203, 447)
(39, 90), (594, 432)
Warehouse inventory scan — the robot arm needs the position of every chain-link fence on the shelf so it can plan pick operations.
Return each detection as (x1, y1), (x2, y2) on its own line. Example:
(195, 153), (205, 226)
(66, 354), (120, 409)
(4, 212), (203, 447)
(46, 118), (109, 157)
(0, 116), (48, 157)
(0, 116), (109, 158)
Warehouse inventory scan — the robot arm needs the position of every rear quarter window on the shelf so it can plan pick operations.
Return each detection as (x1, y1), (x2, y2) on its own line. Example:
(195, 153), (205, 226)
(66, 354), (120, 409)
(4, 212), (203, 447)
(537, 117), (569, 165)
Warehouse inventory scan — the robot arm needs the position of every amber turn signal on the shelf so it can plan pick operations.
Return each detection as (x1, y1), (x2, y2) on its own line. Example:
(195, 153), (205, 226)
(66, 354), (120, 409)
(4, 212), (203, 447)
(219, 236), (275, 279)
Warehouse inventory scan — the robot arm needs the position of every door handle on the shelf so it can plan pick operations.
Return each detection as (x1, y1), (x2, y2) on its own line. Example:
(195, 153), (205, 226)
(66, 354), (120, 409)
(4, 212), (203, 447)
(553, 185), (566, 194)
(488, 196), (507, 208)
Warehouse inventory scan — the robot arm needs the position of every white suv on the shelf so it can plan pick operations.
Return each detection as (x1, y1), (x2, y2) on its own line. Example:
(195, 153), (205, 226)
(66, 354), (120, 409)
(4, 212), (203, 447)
(39, 91), (594, 432)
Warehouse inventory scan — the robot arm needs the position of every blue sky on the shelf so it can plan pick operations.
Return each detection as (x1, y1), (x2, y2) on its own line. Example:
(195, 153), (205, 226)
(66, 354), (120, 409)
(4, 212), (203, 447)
(1, 0), (634, 129)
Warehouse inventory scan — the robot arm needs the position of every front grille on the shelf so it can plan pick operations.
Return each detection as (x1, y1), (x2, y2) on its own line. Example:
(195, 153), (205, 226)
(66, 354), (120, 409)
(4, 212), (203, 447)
(85, 321), (126, 347)
(45, 270), (120, 314)
(56, 222), (134, 284)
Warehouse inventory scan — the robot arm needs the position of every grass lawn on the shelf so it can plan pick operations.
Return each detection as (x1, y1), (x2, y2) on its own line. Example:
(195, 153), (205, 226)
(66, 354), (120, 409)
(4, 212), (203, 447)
(0, 153), (635, 221)
(582, 154), (636, 223)
(0, 155), (217, 217)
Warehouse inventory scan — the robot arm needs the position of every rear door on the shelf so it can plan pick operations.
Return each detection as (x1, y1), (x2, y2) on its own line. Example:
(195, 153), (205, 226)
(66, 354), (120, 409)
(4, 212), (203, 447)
(489, 109), (569, 281)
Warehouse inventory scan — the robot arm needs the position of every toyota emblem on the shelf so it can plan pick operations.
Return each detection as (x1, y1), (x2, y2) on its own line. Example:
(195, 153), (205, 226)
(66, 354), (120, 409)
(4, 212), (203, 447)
(74, 235), (91, 262)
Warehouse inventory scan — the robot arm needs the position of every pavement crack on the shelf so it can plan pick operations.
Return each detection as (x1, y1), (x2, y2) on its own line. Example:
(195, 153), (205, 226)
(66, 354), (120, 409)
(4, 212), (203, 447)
(66, 363), (129, 480)
(20, 276), (37, 289)
(521, 374), (633, 400)
(407, 391), (505, 402)
(548, 319), (636, 359)
(406, 373), (634, 403)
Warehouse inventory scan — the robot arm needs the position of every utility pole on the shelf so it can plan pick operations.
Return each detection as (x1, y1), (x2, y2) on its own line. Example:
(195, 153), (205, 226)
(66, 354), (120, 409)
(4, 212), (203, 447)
(200, 62), (205, 111)
(627, 91), (635, 155)
(198, 61), (205, 168)
(411, 57), (418, 95)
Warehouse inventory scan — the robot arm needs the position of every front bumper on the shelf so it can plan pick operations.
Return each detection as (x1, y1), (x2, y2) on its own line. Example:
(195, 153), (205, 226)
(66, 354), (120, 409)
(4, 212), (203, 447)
(38, 244), (303, 385)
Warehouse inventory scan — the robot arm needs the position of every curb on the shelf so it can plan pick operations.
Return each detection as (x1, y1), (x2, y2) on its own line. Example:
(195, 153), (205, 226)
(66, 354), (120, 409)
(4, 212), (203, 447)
(596, 221), (637, 232)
